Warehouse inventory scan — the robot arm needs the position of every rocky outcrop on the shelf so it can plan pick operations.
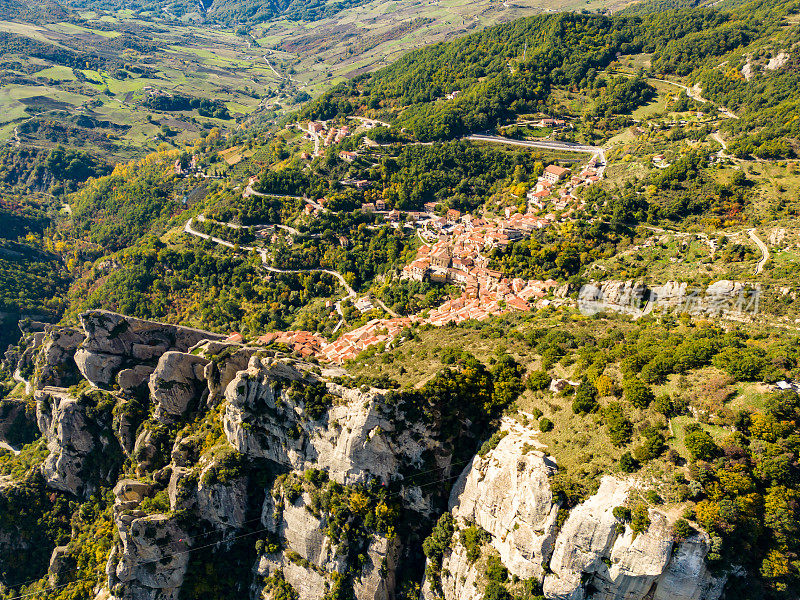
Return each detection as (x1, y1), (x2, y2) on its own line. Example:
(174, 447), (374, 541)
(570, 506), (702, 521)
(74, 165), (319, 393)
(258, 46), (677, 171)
(0, 399), (38, 448)
(36, 388), (123, 496)
(149, 351), (210, 422)
(34, 326), (84, 388)
(224, 356), (446, 499)
(106, 479), (190, 600)
(191, 340), (259, 406)
(256, 488), (400, 600)
(111, 513), (190, 600)
(578, 279), (757, 319)
(448, 418), (559, 581)
(75, 310), (224, 387)
(544, 476), (725, 600)
(167, 463), (248, 531)
(424, 426), (725, 600)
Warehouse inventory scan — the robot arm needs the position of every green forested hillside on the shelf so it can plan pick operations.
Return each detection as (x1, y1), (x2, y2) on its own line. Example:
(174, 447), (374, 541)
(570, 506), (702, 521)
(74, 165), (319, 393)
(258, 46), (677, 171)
(302, 0), (800, 155)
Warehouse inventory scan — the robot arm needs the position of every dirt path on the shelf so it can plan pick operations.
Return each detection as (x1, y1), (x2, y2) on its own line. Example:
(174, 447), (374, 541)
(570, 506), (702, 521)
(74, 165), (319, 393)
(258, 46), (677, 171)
(749, 229), (770, 275)
(12, 368), (31, 396)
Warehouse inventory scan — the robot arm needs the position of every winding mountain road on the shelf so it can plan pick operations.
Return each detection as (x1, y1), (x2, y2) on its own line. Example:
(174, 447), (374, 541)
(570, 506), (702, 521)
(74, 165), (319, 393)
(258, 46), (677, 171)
(184, 216), (356, 332)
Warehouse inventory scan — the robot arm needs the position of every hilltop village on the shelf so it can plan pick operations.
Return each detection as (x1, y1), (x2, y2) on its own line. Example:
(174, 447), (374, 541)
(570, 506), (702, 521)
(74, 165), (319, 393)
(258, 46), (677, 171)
(213, 140), (606, 363)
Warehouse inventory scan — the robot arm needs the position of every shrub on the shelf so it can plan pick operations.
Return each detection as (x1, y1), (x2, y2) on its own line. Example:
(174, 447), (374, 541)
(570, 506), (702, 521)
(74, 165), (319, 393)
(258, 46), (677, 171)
(685, 425), (719, 461)
(484, 554), (509, 582)
(645, 490), (662, 505)
(460, 525), (490, 563)
(539, 417), (554, 432)
(672, 518), (694, 541)
(595, 374), (619, 397)
(423, 513), (455, 573)
(478, 431), (507, 456)
(613, 506), (631, 522)
(526, 371), (550, 391)
(572, 380), (598, 415)
(483, 581), (512, 600)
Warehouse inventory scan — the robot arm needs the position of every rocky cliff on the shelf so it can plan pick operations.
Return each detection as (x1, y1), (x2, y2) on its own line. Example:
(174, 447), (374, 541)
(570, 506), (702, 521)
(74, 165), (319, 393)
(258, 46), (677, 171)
(0, 311), (727, 600)
(421, 420), (726, 600)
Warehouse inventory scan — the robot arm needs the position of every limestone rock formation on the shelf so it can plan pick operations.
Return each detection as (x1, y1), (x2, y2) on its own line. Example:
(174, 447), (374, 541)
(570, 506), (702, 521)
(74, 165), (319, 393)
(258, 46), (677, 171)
(448, 418), (559, 581)
(423, 426), (725, 600)
(256, 488), (400, 600)
(34, 326), (84, 388)
(191, 340), (259, 406)
(111, 513), (190, 600)
(149, 351), (210, 422)
(224, 356), (447, 497)
(75, 310), (224, 387)
(36, 388), (122, 496)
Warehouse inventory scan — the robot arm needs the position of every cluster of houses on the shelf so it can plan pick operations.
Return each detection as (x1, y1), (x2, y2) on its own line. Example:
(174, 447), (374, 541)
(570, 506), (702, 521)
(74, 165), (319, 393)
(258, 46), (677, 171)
(527, 160), (603, 211)
(302, 121), (353, 157)
(320, 317), (414, 363)
(401, 209), (550, 286)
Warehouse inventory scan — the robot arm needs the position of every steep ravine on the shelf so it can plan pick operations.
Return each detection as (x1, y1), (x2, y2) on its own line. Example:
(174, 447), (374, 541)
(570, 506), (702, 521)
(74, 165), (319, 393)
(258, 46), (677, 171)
(0, 311), (726, 600)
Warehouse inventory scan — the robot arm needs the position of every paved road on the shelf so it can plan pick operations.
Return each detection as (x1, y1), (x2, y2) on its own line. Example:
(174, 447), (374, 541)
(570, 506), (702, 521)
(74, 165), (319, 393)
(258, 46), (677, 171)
(197, 214), (301, 236)
(467, 134), (601, 154)
(749, 229), (770, 275)
(185, 217), (356, 332)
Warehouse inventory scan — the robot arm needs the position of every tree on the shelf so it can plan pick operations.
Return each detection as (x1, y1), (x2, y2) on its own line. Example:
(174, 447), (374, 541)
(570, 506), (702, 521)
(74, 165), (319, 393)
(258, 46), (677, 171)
(603, 402), (633, 446)
(764, 486), (799, 543)
(483, 581), (512, 600)
(685, 425), (719, 461)
(596, 374), (619, 397)
(631, 503), (651, 534)
(572, 379), (598, 415)
(526, 370), (550, 391)
(672, 518), (694, 541)
(623, 378), (654, 409)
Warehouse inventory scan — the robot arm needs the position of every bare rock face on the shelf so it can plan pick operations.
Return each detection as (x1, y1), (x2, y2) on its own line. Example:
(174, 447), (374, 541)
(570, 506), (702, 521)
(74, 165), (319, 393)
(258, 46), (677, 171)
(545, 477), (637, 598)
(581, 279), (755, 320)
(167, 462), (248, 531)
(34, 326), (85, 388)
(653, 535), (727, 600)
(448, 418), (559, 581)
(111, 514), (190, 600)
(75, 310), (224, 387)
(36, 388), (122, 497)
(543, 476), (725, 600)
(117, 365), (155, 395)
(148, 351), (210, 422)
(191, 340), (260, 406)
(224, 356), (445, 496)
(423, 429), (725, 600)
